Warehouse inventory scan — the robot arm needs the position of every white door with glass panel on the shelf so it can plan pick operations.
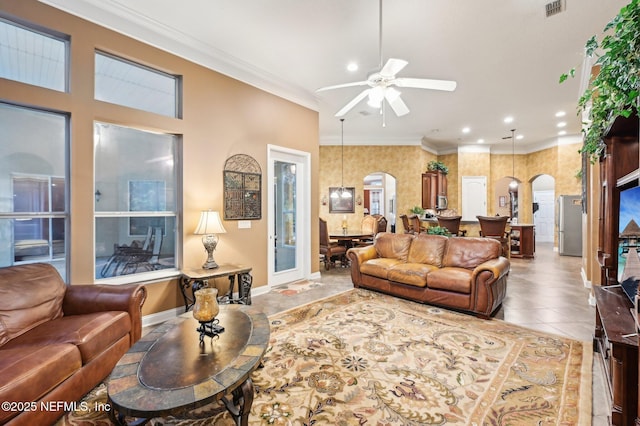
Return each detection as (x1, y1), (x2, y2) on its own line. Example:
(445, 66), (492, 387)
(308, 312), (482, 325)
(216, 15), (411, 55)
(267, 146), (310, 287)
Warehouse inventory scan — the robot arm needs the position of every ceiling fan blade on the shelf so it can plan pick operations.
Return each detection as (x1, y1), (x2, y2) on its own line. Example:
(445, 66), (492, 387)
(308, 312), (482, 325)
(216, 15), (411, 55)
(385, 89), (409, 117)
(380, 58), (408, 77)
(316, 80), (369, 92)
(393, 77), (457, 91)
(335, 89), (370, 117)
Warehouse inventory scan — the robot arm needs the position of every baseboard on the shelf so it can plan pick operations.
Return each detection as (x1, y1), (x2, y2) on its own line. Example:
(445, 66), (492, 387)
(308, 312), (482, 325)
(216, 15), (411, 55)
(142, 306), (182, 327)
(580, 267), (596, 306)
(309, 271), (322, 281)
(142, 274), (323, 327)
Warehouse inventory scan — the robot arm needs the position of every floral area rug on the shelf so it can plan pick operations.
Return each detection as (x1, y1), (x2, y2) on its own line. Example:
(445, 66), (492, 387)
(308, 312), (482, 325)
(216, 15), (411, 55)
(58, 289), (592, 425)
(271, 279), (325, 296)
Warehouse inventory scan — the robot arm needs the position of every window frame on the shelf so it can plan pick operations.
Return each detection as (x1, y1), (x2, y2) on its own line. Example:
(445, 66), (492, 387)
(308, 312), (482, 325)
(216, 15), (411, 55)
(0, 102), (70, 278)
(0, 15), (70, 92)
(93, 121), (181, 284)
(94, 50), (182, 118)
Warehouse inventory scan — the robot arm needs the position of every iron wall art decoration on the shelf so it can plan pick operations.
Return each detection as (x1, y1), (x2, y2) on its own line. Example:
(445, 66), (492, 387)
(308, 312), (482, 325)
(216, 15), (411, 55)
(224, 154), (262, 220)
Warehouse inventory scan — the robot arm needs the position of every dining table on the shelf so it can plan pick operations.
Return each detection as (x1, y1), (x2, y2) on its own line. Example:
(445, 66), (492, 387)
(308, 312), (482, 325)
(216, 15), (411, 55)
(329, 230), (375, 249)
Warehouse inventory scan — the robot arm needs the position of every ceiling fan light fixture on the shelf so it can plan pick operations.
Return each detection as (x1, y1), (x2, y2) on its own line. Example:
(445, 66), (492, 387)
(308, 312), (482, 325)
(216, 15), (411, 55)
(385, 87), (401, 101)
(367, 86), (385, 108)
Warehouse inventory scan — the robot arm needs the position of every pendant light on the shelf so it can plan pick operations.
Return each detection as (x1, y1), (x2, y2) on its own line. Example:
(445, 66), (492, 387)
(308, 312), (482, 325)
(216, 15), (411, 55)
(508, 129), (518, 189)
(331, 119), (352, 199)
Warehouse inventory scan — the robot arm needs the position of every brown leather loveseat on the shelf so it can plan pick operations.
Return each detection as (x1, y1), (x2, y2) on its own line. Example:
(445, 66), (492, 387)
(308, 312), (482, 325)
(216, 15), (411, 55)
(0, 263), (147, 425)
(347, 232), (509, 318)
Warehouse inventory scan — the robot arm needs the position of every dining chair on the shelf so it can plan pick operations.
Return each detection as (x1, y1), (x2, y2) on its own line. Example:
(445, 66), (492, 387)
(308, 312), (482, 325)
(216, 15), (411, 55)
(372, 214), (388, 233)
(357, 215), (378, 246)
(319, 217), (347, 269)
(399, 214), (413, 234)
(476, 215), (510, 257)
(437, 215), (467, 236)
(409, 214), (427, 234)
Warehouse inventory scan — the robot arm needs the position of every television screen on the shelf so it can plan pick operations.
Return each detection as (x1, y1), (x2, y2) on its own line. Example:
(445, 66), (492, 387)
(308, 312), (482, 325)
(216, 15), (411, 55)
(618, 185), (640, 303)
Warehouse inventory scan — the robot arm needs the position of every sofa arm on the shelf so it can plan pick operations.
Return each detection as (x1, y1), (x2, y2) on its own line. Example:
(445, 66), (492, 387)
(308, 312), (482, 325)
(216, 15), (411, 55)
(62, 284), (147, 344)
(472, 256), (510, 281)
(347, 245), (378, 287)
(347, 245), (378, 265)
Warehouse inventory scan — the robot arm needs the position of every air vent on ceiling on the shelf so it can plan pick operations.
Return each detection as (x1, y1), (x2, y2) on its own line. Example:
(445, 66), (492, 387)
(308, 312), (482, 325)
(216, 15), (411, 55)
(545, 0), (563, 17)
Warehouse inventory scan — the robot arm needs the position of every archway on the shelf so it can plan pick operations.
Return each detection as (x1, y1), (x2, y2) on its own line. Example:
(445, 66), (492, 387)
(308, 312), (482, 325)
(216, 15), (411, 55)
(363, 172), (397, 232)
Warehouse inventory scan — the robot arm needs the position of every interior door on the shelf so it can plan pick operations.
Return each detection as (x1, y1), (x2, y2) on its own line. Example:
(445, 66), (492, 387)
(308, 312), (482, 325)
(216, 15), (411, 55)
(533, 190), (555, 242)
(267, 145), (310, 287)
(461, 176), (487, 221)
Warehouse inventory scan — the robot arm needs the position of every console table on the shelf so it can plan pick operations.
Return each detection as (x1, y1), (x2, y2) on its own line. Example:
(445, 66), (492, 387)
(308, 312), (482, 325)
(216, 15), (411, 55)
(180, 264), (252, 311)
(593, 285), (639, 425)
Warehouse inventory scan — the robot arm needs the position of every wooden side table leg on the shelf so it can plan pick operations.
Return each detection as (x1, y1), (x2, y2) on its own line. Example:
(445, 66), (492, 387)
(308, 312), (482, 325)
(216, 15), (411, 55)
(221, 377), (254, 426)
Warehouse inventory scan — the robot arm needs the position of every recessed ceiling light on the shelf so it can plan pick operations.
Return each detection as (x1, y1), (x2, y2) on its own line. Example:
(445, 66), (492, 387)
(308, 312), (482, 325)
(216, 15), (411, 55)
(516, 135), (524, 140)
(462, 127), (470, 133)
(347, 62), (358, 72)
(555, 111), (566, 117)
(557, 121), (567, 128)
(558, 130), (567, 135)
(477, 138), (484, 144)
(503, 116), (514, 124)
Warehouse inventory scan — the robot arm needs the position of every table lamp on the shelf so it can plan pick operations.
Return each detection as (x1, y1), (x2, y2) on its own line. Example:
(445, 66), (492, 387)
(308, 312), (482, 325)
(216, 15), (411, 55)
(194, 210), (226, 269)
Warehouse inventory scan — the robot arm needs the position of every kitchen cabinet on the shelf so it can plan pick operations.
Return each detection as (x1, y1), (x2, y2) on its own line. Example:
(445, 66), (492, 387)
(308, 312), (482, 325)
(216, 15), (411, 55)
(421, 171), (447, 210)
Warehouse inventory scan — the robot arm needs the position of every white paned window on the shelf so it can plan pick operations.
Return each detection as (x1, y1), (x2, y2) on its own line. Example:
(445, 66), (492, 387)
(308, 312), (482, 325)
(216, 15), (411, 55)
(94, 122), (179, 281)
(0, 103), (68, 279)
(95, 52), (180, 118)
(0, 18), (68, 92)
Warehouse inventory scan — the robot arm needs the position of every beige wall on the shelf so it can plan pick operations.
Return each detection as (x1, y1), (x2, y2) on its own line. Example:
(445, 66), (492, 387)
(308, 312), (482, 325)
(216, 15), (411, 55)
(320, 143), (583, 240)
(1, 0), (320, 316)
(319, 145), (435, 231)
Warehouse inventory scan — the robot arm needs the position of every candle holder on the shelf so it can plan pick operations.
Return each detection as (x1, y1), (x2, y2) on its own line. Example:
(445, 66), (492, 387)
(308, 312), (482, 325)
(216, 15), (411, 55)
(192, 288), (225, 344)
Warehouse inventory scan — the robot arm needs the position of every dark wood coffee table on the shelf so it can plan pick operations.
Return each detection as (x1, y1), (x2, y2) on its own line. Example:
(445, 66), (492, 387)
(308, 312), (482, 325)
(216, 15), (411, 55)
(107, 305), (269, 425)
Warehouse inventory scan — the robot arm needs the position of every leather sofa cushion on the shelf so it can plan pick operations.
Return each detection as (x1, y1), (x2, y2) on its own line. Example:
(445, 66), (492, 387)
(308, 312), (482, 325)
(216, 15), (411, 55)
(407, 234), (447, 267)
(361, 258), (404, 279)
(1, 311), (130, 364)
(426, 267), (473, 294)
(0, 263), (66, 346)
(443, 237), (501, 269)
(388, 263), (439, 287)
(373, 232), (414, 261)
(0, 344), (81, 424)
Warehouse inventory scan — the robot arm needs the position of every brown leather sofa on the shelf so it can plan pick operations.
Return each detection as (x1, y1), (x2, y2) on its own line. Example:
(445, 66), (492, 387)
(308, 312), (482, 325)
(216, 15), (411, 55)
(0, 263), (147, 425)
(347, 232), (510, 318)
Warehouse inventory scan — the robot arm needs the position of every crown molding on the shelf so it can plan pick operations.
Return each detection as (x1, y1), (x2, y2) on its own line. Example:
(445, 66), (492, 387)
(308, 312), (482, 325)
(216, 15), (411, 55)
(38, 0), (319, 111)
(319, 135), (422, 146)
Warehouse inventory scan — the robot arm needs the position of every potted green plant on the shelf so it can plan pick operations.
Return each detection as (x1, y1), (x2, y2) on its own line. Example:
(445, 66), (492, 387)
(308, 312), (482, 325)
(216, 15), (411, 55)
(427, 160), (449, 174)
(560, 0), (640, 162)
(410, 206), (426, 216)
(426, 226), (451, 236)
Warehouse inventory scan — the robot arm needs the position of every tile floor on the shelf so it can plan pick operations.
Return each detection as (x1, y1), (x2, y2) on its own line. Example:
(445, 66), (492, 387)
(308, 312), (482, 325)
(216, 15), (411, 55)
(252, 242), (611, 424)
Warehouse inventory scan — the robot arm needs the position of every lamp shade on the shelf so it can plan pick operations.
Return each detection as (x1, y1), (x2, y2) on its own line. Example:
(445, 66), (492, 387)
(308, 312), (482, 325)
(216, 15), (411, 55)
(194, 210), (226, 235)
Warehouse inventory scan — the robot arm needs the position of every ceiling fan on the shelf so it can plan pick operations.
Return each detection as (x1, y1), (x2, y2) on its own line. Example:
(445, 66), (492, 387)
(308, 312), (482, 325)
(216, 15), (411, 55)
(316, 0), (456, 119)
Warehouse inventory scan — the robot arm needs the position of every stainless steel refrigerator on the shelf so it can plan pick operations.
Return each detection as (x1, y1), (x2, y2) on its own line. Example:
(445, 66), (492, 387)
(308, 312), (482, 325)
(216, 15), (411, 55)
(557, 195), (582, 256)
